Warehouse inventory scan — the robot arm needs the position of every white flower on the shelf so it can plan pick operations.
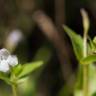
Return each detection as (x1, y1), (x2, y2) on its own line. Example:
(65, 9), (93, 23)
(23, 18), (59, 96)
(7, 55), (18, 67)
(0, 48), (18, 72)
(0, 60), (9, 72)
(0, 48), (10, 60)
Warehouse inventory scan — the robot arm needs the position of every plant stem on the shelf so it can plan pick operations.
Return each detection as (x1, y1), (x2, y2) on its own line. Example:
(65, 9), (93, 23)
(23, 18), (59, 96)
(83, 33), (89, 96)
(12, 84), (17, 96)
(11, 71), (18, 96)
(83, 65), (89, 96)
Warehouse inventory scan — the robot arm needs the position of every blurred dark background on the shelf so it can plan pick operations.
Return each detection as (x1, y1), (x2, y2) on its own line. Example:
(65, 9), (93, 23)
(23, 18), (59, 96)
(0, 0), (96, 96)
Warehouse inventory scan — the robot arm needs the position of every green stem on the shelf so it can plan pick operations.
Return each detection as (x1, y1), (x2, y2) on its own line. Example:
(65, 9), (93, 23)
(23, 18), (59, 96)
(83, 33), (89, 96)
(83, 65), (89, 96)
(11, 70), (18, 96)
(12, 84), (17, 96)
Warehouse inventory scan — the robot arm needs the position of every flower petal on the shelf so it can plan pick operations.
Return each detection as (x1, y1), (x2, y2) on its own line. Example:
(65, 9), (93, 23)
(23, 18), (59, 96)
(0, 48), (10, 60)
(7, 55), (18, 67)
(0, 60), (9, 72)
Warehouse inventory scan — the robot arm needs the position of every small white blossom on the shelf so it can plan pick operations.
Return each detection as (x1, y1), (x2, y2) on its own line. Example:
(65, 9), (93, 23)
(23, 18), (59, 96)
(7, 55), (18, 67)
(0, 48), (18, 73)
(0, 60), (9, 72)
(0, 48), (10, 60)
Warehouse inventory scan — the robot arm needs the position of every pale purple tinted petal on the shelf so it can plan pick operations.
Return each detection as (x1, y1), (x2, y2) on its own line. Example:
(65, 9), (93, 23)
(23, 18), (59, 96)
(7, 30), (23, 45)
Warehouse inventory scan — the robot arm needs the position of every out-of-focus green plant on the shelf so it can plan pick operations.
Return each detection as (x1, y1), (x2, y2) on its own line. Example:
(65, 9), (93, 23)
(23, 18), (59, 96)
(0, 48), (44, 96)
(63, 9), (96, 96)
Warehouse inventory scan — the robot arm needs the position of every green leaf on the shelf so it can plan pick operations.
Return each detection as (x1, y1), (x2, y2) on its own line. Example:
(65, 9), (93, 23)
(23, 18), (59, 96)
(93, 36), (96, 45)
(75, 64), (83, 89)
(80, 54), (96, 64)
(12, 64), (22, 76)
(92, 92), (96, 96)
(92, 36), (96, 51)
(63, 25), (83, 61)
(88, 36), (95, 52)
(18, 61), (43, 78)
(0, 73), (11, 85)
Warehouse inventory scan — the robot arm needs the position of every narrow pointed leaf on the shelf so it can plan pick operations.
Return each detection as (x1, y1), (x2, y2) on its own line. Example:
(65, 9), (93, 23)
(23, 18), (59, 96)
(93, 36), (96, 45)
(88, 36), (96, 54)
(80, 54), (96, 64)
(13, 65), (22, 76)
(93, 36), (96, 50)
(18, 61), (43, 78)
(63, 25), (83, 61)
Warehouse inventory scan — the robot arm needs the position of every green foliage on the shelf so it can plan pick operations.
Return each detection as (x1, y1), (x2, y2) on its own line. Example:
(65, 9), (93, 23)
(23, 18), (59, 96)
(92, 92), (96, 96)
(93, 36), (96, 45)
(62, 8), (96, 96)
(63, 25), (83, 61)
(63, 24), (96, 96)
(0, 46), (51, 96)
(0, 72), (11, 85)
(63, 25), (84, 94)
(18, 61), (43, 78)
(80, 54), (96, 64)
(0, 60), (44, 86)
(13, 64), (22, 76)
